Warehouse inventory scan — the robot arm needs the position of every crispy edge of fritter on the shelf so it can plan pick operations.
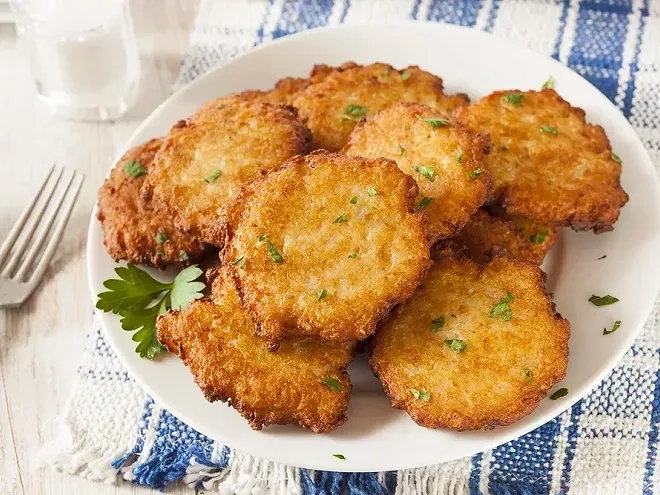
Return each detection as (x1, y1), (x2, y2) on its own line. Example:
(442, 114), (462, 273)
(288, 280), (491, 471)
(368, 251), (569, 430)
(96, 138), (210, 268)
(455, 89), (629, 233)
(221, 150), (432, 349)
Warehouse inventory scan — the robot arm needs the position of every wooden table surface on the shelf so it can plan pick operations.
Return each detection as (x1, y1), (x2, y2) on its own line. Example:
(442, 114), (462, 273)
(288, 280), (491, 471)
(0, 2), (201, 493)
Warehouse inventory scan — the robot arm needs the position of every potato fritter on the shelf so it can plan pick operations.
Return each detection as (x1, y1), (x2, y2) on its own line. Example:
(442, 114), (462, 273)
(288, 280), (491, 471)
(97, 138), (209, 268)
(344, 102), (492, 243)
(223, 150), (431, 348)
(157, 271), (354, 433)
(369, 254), (569, 430)
(451, 208), (556, 265)
(189, 78), (307, 124)
(290, 62), (469, 151)
(454, 89), (628, 232)
(141, 100), (312, 246)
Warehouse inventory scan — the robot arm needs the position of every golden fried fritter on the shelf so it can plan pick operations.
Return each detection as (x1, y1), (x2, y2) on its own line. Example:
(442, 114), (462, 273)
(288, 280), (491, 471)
(451, 208), (556, 265)
(97, 138), (209, 268)
(223, 150), (431, 348)
(141, 100), (312, 246)
(344, 102), (492, 242)
(157, 271), (354, 433)
(189, 78), (308, 124)
(454, 89), (628, 232)
(369, 254), (569, 430)
(290, 62), (469, 151)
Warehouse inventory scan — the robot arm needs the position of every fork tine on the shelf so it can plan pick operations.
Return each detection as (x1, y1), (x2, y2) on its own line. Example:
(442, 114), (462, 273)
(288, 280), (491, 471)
(15, 170), (83, 282)
(0, 167), (67, 278)
(24, 173), (84, 286)
(0, 165), (58, 266)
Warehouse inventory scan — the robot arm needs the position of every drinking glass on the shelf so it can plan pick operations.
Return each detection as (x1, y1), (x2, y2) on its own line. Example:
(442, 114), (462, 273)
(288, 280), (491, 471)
(10, 0), (141, 121)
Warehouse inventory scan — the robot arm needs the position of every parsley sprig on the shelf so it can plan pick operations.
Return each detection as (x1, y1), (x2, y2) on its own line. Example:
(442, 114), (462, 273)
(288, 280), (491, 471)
(96, 264), (205, 359)
(490, 291), (514, 321)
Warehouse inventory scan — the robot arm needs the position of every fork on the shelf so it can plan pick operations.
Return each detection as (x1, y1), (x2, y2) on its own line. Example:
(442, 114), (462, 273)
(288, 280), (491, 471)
(0, 165), (85, 308)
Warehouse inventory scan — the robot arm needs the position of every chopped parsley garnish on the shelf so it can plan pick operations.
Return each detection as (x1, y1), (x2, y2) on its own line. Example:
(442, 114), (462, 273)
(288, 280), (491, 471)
(501, 92), (524, 106)
(316, 289), (328, 301)
(430, 317), (445, 333)
(529, 231), (549, 244)
(456, 151), (463, 164)
(156, 232), (167, 244)
(204, 169), (222, 183)
(549, 388), (568, 400)
(156, 248), (165, 257)
(598, 255), (607, 260)
(611, 153), (622, 164)
(539, 125), (559, 135)
(348, 253), (358, 259)
(230, 256), (245, 266)
(96, 264), (205, 359)
(398, 144), (405, 155)
(124, 159), (146, 179)
(179, 250), (189, 261)
(490, 291), (514, 322)
(541, 76), (555, 89)
(589, 294), (619, 306)
(603, 320), (622, 335)
(468, 168), (485, 179)
(217, 103), (226, 110)
(321, 377), (343, 392)
(416, 197), (433, 210)
(410, 388), (430, 401)
(413, 165), (435, 182)
(333, 213), (348, 224)
(350, 196), (358, 204)
(416, 115), (449, 128)
(401, 70), (412, 81)
(333, 454), (346, 460)
(345, 104), (367, 117)
(366, 187), (377, 196)
(258, 235), (284, 263)
(523, 369), (532, 380)
(444, 339), (466, 353)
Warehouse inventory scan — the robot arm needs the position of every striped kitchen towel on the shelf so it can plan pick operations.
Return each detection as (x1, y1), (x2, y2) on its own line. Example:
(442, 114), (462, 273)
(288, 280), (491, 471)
(43, 1), (660, 493)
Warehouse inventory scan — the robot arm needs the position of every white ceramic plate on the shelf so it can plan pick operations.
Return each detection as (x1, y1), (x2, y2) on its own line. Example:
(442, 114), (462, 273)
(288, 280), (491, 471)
(88, 22), (660, 473)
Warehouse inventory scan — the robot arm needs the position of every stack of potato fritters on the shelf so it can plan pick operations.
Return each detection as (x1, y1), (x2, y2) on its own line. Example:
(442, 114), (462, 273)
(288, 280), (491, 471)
(97, 61), (627, 433)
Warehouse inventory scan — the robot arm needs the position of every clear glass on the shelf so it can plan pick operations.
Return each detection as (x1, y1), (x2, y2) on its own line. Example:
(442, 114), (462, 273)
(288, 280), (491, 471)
(10, 0), (140, 121)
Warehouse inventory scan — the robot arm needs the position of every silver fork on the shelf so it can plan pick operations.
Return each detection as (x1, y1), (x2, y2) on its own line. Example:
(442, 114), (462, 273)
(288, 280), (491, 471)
(0, 165), (85, 308)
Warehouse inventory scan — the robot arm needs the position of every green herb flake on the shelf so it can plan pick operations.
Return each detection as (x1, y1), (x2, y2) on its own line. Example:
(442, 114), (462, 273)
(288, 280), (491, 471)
(345, 104), (367, 118)
(204, 169), (222, 183)
(550, 388), (568, 400)
(316, 289), (328, 301)
(230, 256), (245, 266)
(156, 248), (165, 257)
(468, 168), (485, 180)
(321, 377), (343, 392)
(156, 232), (167, 244)
(523, 369), (532, 381)
(541, 76), (555, 89)
(333, 454), (346, 460)
(217, 103), (226, 110)
(348, 253), (358, 259)
(258, 235), (284, 263)
(366, 187), (378, 197)
(501, 92), (524, 106)
(529, 231), (549, 244)
(416, 115), (449, 128)
(349, 196), (358, 205)
(603, 320), (622, 335)
(333, 213), (348, 224)
(398, 144), (405, 155)
(401, 70), (412, 81)
(179, 250), (189, 261)
(123, 159), (147, 179)
(410, 388), (430, 401)
(540, 125), (559, 135)
(457, 151), (463, 164)
(430, 316), (446, 333)
(490, 291), (514, 322)
(413, 165), (435, 182)
(611, 152), (622, 164)
(444, 339), (466, 353)
(589, 294), (619, 306)
(417, 197), (433, 210)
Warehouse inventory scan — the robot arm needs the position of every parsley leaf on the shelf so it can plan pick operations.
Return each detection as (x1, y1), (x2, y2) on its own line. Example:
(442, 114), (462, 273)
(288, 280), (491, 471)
(366, 187), (377, 197)
(124, 159), (146, 179)
(258, 235), (284, 263)
(410, 388), (430, 401)
(348, 253), (358, 259)
(316, 289), (328, 301)
(230, 256), (245, 266)
(611, 152), (622, 164)
(417, 197), (433, 210)
(529, 231), (548, 244)
(501, 92), (524, 106)
(468, 168), (485, 179)
(523, 369), (532, 380)
(156, 232), (167, 244)
(430, 317), (445, 333)
(416, 115), (449, 128)
(333, 454), (346, 460)
(179, 250), (189, 261)
(321, 377), (343, 392)
(444, 339), (466, 352)
(589, 294), (619, 306)
(204, 169), (222, 183)
(413, 165), (435, 182)
(96, 264), (204, 359)
(539, 125), (559, 135)
(490, 291), (514, 321)
(345, 104), (367, 117)
(549, 388), (568, 400)
(156, 248), (165, 257)
(398, 144), (405, 155)
(541, 76), (555, 89)
(349, 196), (358, 204)
(333, 213), (348, 224)
(217, 103), (226, 110)
(401, 70), (412, 81)
(457, 151), (463, 164)
(603, 320), (622, 335)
